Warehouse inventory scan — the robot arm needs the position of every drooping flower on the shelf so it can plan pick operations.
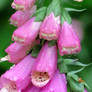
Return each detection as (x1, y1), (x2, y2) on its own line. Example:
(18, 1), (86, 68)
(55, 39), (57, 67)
(31, 42), (57, 87)
(39, 13), (60, 41)
(11, 0), (35, 11)
(5, 42), (32, 64)
(10, 5), (36, 27)
(0, 55), (35, 92)
(58, 21), (81, 56)
(12, 18), (41, 46)
(40, 70), (67, 92)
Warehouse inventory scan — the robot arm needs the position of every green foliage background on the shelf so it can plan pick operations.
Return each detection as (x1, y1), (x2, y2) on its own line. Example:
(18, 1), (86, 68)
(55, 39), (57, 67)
(0, 0), (92, 92)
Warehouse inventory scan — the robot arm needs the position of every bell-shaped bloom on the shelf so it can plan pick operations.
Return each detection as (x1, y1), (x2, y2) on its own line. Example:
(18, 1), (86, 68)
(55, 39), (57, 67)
(39, 13), (60, 41)
(10, 6), (36, 27)
(58, 21), (81, 56)
(12, 18), (41, 46)
(31, 42), (57, 87)
(5, 42), (32, 64)
(22, 85), (40, 92)
(40, 70), (67, 92)
(0, 55), (35, 92)
(11, 0), (35, 11)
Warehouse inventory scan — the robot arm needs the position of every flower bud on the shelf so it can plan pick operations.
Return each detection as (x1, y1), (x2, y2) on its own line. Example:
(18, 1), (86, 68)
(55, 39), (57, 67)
(10, 6), (36, 27)
(11, 0), (35, 11)
(0, 55), (35, 92)
(58, 21), (81, 56)
(39, 13), (60, 41)
(12, 18), (41, 46)
(31, 42), (57, 87)
(5, 42), (32, 64)
(40, 70), (67, 92)
(84, 89), (88, 92)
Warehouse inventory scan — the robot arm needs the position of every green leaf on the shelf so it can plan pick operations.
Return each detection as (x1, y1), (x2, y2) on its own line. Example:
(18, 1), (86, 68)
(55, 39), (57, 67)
(31, 45), (41, 57)
(48, 40), (57, 47)
(32, 7), (47, 21)
(46, 0), (61, 16)
(65, 8), (87, 12)
(61, 8), (72, 24)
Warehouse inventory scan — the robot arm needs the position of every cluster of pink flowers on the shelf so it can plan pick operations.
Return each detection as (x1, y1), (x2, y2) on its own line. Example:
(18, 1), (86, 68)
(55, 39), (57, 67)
(0, 0), (88, 92)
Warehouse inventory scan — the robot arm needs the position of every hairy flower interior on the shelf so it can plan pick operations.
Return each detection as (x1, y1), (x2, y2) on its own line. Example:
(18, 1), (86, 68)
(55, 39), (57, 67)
(41, 33), (56, 37)
(12, 2), (24, 11)
(10, 19), (18, 26)
(62, 46), (78, 53)
(13, 36), (24, 43)
(0, 82), (17, 92)
(32, 72), (50, 87)
(0, 55), (10, 62)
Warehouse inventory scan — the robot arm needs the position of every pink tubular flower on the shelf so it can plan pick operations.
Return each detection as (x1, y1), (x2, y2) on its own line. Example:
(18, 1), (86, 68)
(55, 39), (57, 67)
(5, 42), (32, 64)
(10, 6), (36, 27)
(0, 55), (35, 92)
(58, 21), (81, 56)
(31, 42), (57, 87)
(12, 18), (41, 45)
(39, 13), (60, 41)
(11, 0), (35, 11)
(22, 85), (40, 92)
(40, 70), (67, 92)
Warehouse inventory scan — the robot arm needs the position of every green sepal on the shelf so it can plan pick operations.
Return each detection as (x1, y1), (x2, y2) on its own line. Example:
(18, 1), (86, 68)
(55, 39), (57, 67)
(31, 45), (41, 57)
(46, 0), (61, 17)
(32, 7), (47, 21)
(61, 8), (72, 24)
(40, 39), (46, 46)
(48, 40), (57, 47)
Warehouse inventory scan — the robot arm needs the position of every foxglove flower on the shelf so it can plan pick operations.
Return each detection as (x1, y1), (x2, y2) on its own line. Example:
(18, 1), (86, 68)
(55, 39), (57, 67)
(22, 85), (40, 92)
(12, 18), (41, 45)
(10, 6), (36, 27)
(5, 42), (32, 64)
(58, 21), (81, 56)
(12, 0), (35, 11)
(31, 42), (57, 87)
(39, 13), (60, 41)
(40, 70), (67, 92)
(0, 55), (35, 92)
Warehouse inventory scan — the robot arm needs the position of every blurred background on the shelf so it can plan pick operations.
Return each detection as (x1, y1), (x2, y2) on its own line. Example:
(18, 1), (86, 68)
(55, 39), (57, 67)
(0, 0), (92, 92)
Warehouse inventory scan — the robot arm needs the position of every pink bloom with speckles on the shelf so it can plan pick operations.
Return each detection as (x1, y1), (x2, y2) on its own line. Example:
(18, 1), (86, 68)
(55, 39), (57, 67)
(40, 70), (67, 92)
(58, 21), (81, 56)
(12, 18), (41, 46)
(11, 0), (35, 11)
(0, 55), (35, 92)
(10, 6), (36, 27)
(31, 42), (57, 87)
(40, 13), (60, 41)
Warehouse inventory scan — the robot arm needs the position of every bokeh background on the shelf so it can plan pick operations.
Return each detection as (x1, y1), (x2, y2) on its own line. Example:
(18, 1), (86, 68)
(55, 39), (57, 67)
(0, 0), (92, 92)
